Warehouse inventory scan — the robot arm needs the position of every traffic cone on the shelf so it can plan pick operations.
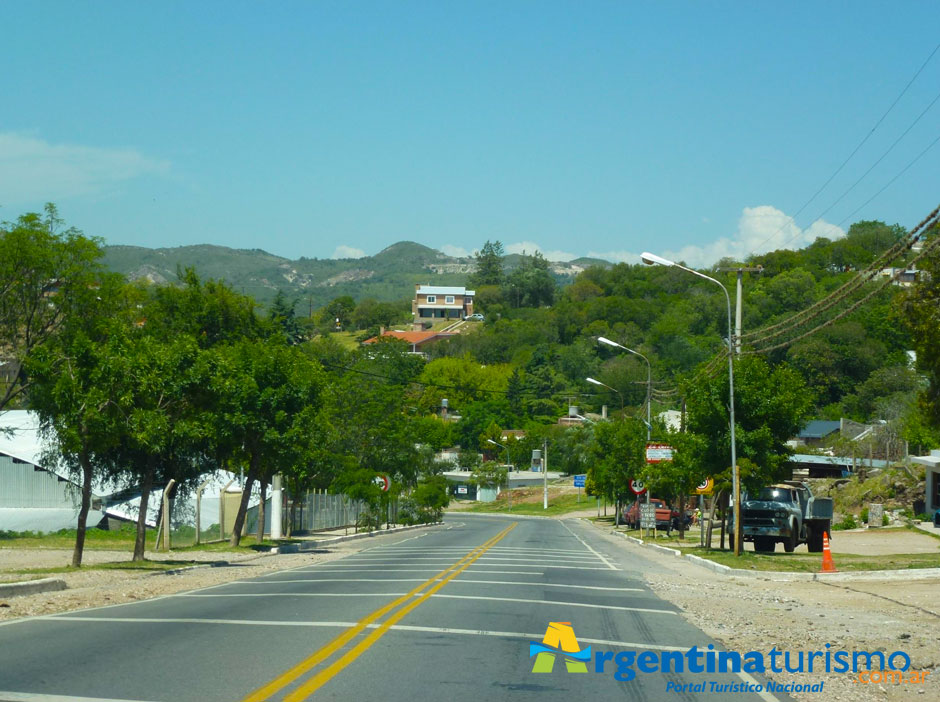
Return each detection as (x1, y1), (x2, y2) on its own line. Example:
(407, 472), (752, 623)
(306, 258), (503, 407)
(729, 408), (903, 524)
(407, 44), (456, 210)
(820, 531), (837, 573)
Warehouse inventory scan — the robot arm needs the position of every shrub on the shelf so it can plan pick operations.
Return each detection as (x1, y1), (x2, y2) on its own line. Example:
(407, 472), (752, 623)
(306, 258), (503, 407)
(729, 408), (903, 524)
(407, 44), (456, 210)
(860, 507), (869, 524)
(833, 514), (858, 531)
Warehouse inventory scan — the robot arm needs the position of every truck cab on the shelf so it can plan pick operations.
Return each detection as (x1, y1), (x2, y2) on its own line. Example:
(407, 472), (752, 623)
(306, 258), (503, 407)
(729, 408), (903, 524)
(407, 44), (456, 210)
(730, 481), (832, 553)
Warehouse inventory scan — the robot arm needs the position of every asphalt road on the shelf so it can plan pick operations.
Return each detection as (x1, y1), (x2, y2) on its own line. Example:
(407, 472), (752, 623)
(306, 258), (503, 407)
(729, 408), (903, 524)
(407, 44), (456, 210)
(0, 515), (790, 701)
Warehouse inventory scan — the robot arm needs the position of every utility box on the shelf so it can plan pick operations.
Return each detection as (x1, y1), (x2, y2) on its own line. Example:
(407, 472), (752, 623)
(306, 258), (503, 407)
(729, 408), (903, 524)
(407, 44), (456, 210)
(868, 503), (884, 528)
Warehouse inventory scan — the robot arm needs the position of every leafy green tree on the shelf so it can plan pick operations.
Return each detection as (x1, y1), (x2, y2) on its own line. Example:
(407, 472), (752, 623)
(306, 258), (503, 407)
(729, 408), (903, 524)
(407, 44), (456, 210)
(269, 290), (305, 345)
(323, 296), (356, 330)
(146, 268), (264, 348)
(351, 298), (405, 332)
(0, 204), (104, 410)
(104, 332), (206, 561)
(587, 419), (647, 523)
(205, 338), (326, 547)
(26, 275), (137, 566)
(684, 356), (814, 491)
(469, 240), (505, 288)
(504, 251), (555, 308)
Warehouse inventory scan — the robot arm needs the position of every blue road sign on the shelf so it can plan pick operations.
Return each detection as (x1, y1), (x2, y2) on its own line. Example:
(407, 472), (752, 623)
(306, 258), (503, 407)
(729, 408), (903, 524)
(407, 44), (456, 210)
(573, 474), (586, 488)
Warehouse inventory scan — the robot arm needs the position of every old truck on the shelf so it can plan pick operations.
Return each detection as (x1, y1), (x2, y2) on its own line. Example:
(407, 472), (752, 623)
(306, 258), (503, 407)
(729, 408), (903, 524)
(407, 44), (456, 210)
(729, 481), (833, 553)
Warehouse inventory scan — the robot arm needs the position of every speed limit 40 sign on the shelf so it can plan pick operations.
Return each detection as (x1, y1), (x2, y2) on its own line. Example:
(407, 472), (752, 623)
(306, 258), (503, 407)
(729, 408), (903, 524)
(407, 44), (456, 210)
(630, 479), (647, 495)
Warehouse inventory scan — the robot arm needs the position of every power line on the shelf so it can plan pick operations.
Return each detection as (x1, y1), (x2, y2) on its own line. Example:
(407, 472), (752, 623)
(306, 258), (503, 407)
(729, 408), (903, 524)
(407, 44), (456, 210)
(746, 41), (940, 258)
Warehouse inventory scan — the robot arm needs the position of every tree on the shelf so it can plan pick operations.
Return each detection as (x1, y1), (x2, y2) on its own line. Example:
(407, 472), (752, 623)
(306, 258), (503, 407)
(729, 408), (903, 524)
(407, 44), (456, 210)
(105, 332), (206, 561)
(504, 251), (555, 308)
(469, 240), (505, 288)
(26, 274), (136, 566)
(0, 204), (104, 411)
(684, 356), (814, 492)
(587, 419), (647, 525)
(323, 296), (356, 330)
(269, 290), (305, 345)
(205, 338), (326, 547)
(900, 242), (940, 432)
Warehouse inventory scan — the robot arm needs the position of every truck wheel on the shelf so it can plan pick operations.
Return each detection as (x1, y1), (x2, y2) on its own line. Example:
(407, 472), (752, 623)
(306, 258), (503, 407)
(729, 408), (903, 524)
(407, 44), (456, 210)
(806, 526), (823, 553)
(754, 537), (776, 552)
(783, 525), (797, 553)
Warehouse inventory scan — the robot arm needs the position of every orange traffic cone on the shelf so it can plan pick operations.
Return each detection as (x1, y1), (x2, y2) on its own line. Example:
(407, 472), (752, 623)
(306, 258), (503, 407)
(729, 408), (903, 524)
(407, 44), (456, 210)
(820, 531), (837, 573)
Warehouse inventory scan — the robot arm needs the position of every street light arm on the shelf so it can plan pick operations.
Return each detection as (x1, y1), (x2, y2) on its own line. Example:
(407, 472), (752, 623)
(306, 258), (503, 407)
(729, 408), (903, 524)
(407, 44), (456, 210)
(642, 249), (739, 555)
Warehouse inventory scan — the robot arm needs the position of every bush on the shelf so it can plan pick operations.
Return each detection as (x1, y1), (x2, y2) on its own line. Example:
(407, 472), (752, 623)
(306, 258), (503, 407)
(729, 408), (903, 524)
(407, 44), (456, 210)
(882, 513), (890, 526)
(397, 497), (441, 526)
(832, 514), (858, 531)
(860, 507), (869, 524)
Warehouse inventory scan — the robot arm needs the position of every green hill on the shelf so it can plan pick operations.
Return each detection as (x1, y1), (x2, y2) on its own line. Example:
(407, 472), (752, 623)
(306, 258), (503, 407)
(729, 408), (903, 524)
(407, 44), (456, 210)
(102, 241), (603, 307)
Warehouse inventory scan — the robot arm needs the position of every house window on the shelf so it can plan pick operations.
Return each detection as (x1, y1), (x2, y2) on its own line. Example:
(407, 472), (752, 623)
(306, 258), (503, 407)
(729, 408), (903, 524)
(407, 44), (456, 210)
(445, 295), (455, 304)
(426, 295), (436, 303)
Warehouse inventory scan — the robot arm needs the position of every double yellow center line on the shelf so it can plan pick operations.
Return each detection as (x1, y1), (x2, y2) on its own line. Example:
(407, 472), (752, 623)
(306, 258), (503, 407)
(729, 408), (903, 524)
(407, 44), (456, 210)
(244, 522), (517, 701)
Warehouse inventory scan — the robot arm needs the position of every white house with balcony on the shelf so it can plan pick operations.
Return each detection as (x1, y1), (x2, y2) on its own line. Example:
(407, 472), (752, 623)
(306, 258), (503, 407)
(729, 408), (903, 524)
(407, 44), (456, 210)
(412, 285), (474, 329)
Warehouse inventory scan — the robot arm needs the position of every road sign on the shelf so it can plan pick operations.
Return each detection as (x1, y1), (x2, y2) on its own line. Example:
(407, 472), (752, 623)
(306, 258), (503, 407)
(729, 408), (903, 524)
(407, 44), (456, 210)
(694, 478), (714, 495)
(456, 485), (468, 495)
(573, 474), (586, 488)
(630, 479), (647, 495)
(645, 442), (674, 463)
(640, 503), (656, 529)
(374, 474), (390, 492)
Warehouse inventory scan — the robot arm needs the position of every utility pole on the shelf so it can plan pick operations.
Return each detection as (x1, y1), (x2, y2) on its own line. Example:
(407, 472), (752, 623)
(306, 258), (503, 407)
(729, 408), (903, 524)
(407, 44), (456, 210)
(717, 266), (762, 354)
(543, 438), (548, 510)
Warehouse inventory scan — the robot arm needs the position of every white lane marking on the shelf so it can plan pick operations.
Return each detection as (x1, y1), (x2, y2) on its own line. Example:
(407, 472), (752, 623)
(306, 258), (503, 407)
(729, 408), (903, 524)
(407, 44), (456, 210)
(429, 593), (677, 615)
(175, 592), (408, 598)
(349, 557), (596, 565)
(218, 579), (431, 585)
(301, 563), (616, 571)
(0, 692), (161, 702)
(370, 546), (592, 554)
(560, 520), (617, 570)
(450, 579), (643, 592)
(358, 531), (428, 553)
(25, 618), (777, 700)
(40, 616), (358, 627)
(290, 568), (546, 575)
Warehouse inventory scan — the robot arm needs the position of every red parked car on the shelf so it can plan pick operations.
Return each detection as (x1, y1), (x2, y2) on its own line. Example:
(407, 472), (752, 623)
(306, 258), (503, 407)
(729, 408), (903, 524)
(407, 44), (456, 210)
(622, 498), (691, 531)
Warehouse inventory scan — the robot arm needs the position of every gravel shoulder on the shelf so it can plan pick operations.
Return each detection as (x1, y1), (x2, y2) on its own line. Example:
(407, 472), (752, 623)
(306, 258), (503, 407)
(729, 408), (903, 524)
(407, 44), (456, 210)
(585, 520), (939, 702)
(0, 541), (369, 622)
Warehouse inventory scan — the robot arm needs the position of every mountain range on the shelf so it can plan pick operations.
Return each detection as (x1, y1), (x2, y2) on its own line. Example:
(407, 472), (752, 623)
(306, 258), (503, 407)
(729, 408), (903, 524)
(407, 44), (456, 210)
(102, 241), (611, 308)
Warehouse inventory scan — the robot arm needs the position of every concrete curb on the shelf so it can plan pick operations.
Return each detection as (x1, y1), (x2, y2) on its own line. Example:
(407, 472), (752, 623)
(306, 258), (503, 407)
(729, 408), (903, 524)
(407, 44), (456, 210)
(273, 521), (444, 553)
(587, 519), (940, 581)
(0, 577), (67, 598)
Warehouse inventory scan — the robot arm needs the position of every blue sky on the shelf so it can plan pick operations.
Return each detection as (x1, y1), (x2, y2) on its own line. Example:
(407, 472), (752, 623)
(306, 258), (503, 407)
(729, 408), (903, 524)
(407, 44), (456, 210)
(1, 1), (938, 267)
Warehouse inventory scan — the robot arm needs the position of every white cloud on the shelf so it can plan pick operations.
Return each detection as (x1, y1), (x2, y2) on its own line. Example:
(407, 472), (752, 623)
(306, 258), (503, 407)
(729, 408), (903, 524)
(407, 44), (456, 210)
(659, 206), (846, 268)
(504, 240), (577, 262)
(440, 244), (470, 258)
(0, 132), (169, 204)
(332, 245), (365, 259)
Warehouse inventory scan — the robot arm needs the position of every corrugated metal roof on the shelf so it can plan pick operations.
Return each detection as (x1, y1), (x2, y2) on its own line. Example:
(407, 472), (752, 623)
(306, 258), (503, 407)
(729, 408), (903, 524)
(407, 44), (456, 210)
(798, 420), (841, 439)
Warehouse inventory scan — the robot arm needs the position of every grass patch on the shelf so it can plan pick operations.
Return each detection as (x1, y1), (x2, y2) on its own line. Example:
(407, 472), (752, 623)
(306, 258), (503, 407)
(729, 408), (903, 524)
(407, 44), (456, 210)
(457, 492), (592, 517)
(683, 548), (940, 572)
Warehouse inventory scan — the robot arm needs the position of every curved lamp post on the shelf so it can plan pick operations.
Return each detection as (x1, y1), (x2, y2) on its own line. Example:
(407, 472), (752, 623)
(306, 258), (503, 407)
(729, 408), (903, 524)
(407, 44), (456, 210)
(596, 338), (651, 441)
(486, 438), (512, 511)
(586, 377), (623, 419)
(640, 251), (740, 556)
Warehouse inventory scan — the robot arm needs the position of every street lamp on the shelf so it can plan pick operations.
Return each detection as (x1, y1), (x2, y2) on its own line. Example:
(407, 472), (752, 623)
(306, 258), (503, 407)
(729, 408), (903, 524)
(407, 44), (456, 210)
(596, 338), (651, 441)
(641, 251), (740, 556)
(486, 438), (512, 511)
(586, 377), (623, 418)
